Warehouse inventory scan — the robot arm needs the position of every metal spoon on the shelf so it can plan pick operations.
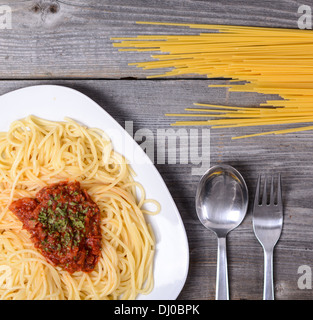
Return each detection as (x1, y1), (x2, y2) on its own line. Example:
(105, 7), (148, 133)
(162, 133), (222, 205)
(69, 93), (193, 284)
(196, 165), (249, 300)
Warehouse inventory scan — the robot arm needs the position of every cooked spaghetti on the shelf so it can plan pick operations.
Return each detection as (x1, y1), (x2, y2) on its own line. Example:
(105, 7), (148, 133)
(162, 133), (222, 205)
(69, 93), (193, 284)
(0, 115), (160, 300)
(112, 22), (313, 139)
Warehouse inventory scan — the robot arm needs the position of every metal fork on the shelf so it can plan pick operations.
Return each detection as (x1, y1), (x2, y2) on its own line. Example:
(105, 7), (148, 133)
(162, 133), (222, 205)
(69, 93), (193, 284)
(252, 174), (283, 300)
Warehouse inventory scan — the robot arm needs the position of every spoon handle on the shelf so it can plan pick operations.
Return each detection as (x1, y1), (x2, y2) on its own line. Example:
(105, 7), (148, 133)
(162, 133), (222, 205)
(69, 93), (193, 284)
(216, 236), (229, 300)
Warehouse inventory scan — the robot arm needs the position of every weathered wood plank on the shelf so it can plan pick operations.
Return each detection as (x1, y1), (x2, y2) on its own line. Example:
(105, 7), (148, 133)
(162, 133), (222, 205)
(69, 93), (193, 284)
(0, 80), (312, 299)
(0, 0), (306, 79)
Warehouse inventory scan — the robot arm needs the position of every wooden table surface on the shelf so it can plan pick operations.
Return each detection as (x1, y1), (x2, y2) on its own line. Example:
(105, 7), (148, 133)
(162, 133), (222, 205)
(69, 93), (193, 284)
(2, 0), (313, 300)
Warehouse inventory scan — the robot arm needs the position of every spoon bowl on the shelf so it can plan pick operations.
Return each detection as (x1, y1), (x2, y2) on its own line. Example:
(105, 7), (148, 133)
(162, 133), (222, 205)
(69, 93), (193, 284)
(196, 164), (248, 299)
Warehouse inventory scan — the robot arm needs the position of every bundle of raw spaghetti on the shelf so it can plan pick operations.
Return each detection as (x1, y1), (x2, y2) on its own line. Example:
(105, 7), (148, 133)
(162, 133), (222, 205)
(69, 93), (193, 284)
(112, 21), (313, 139)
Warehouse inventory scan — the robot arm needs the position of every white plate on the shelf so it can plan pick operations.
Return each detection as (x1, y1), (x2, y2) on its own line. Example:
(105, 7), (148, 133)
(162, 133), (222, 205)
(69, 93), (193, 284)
(0, 85), (189, 300)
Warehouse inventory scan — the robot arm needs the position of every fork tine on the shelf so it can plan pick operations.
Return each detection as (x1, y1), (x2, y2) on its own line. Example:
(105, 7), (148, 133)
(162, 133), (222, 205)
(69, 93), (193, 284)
(262, 176), (267, 205)
(270, 176), (274, 205)
(277, 173), (282, 206)
(254, 174), (261, 207)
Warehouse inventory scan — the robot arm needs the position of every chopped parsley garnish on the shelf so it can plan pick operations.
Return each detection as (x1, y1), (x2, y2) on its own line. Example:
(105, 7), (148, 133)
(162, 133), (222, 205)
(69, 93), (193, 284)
(37, 193), (93, 253)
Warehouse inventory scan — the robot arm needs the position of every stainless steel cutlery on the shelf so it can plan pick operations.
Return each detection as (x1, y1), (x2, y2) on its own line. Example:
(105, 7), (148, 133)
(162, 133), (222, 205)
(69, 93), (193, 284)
(197, 166), (284, 300)
(252, 174), (283, 300)
(196, 165), (248, 300)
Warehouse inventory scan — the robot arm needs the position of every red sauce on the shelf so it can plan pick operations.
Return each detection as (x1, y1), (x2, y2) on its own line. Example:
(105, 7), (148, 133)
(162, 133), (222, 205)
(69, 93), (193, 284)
(9, 181), (102, 273)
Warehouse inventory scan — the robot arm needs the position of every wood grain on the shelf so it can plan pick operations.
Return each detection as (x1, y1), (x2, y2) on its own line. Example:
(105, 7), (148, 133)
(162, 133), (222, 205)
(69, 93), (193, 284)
(0, 80), (312, 299)
(1, 0), (305, 79)
(1, 0), (312, 301)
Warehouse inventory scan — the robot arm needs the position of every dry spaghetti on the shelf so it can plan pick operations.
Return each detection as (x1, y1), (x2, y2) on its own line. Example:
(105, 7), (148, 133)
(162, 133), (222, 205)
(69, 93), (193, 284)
(112, 21), (313, 139)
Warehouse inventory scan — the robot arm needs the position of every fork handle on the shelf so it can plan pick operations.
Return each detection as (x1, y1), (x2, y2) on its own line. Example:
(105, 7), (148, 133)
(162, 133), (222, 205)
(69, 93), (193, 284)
(263, 249), (274, 300)
(216, 236), (229, 300)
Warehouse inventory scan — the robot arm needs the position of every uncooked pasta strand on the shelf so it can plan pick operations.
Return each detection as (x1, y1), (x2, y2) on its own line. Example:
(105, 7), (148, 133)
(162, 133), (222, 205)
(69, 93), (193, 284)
(112, 22), (313, 138)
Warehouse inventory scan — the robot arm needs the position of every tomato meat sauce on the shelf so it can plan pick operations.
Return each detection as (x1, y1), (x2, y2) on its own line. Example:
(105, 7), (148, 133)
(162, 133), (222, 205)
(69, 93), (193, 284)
(9, 181), (102, 273)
